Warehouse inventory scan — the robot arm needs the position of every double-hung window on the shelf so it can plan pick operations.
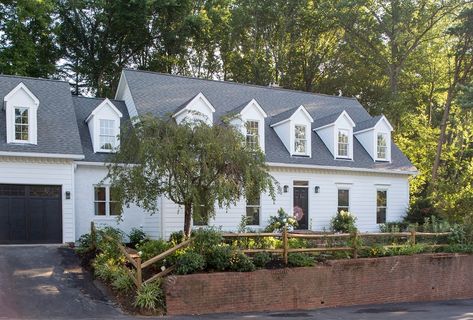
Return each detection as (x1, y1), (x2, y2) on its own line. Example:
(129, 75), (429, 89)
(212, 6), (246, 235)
(94, 186), (121, 216)
(376, 190), (387, 224)
(14, 107), (29, 141)
(337, 189), (350, 213)
(337, 129), (349, 158)
(246, 121), (259, 149)
(246, 193), (261, 225)
(294, 125), (307, 154)
(99, 119), (115, 151)
(377, 133), (388, 160)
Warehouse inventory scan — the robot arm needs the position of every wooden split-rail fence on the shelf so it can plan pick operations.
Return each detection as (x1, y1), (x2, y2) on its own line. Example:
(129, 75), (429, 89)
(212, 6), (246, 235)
(90, 222), (450, 289)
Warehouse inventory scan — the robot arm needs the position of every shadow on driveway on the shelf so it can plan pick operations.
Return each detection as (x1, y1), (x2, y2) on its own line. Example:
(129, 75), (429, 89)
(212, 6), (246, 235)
(0, 245), (126, 319)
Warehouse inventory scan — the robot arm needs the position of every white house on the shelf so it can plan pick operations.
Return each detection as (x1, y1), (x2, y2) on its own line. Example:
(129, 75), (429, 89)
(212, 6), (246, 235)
(0, 71), (416, 244)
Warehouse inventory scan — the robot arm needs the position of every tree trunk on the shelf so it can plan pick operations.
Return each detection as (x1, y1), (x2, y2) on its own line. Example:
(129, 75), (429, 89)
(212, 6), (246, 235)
(431, 85), (456, 182)
(183, 204), (192, 238)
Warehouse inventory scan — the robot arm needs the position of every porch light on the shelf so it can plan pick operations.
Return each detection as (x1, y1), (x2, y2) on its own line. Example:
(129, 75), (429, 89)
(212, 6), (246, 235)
(314, 186), (320, 194)
(283, 185), (289, 193)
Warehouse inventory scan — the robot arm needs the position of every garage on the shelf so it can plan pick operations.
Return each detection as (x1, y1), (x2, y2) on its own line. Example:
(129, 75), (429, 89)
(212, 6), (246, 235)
(0, 184), (62, 244)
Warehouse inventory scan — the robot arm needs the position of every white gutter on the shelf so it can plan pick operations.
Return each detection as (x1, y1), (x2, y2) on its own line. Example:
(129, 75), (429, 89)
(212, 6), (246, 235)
(0, 151), (85, 160)
(267, 162), (417, 175)
(75, 161), (108, 166)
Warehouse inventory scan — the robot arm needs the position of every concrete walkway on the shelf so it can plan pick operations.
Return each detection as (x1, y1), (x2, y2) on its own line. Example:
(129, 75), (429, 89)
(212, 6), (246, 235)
(0, 245), (472, 320)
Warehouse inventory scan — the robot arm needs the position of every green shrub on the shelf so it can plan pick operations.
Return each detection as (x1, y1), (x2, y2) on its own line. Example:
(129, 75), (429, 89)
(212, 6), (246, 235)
(75, 233), (94, 255)
(330, 211), (357, 233)
(405, 197), (439, 224)
(379, 221), (409, 233)
(175, 251), (206, 275)
(229, 252), (255, 272)
(129, 228), (147, 247)
(134, 281), (166, 311)
(169, 231), (185, 245)
(388, 244), (428, 256)
(96, 226), (126, 260)
(92, 253), (122, 282)
(421, 216), (451, 233)
(444, 244), (473, 253)
(287, 253), (315, 267)
(265, 208), (298, 232)
(136, 240), (171, 262)
(206, 245), (233, 271)
(111, 267), (135, 293)
(192, 227), (223, 256)
(288, 238), (309, 249)
(252, 252), (272, 268)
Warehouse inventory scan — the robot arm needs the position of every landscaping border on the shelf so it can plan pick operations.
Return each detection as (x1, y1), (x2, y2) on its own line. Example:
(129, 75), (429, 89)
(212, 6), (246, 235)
(164, 253), (473, 315)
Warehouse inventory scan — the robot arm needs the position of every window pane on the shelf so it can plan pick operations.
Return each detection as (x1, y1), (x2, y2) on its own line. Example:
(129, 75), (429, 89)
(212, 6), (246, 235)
(295, 125), (306, 139)
(246, 206), (260, 225)
(95, 202), (106, 216)
(193, 205), (208, 226)
(294, 139), (306, 153)
(338, 189), (349, 208)
(377, 190), (387, 207)
(377, 207), (386, 224)
(94, 187), (106, 201)
(246, 121), (259, 149)
(377, 133), (387, 159)
(338, 130), (349, 157)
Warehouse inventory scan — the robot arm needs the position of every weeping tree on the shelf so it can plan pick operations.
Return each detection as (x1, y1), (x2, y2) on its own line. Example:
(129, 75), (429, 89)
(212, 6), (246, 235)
(107, 115), (276, 237)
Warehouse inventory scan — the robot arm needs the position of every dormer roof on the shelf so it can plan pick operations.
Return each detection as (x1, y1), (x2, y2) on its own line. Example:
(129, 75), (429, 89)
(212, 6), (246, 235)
(228, 98), (267, 118)
(172, 92), (215, 118)
(3, 82), (40, 109)
(354, 115), (393, 133)
(85, 98), (123, 123)
(313, 110), (355, 130)
(270, 105), (313, 127)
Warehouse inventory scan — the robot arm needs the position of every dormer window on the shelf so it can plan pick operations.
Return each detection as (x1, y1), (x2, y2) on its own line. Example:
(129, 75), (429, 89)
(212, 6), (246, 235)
(99, 119), (116, 151)
(245, 120), (260, 149)
(85, 98), (122, 153)
(4, 82), (39, 145)
(377, 133), (388, 159)
(14, 107), (29, 141)
(337, 129), (349, 158)
(294, 125), (307, 154)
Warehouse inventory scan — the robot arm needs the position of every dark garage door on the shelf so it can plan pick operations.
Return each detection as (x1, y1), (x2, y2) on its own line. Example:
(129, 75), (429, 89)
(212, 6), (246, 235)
(0, 184), (62, 244)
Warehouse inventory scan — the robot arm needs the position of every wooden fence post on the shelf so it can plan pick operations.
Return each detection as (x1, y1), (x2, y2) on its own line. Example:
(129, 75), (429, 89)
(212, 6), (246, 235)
(283, 226), (288, 265)
(90, 221), (96, 250)
(352, 231), (359, 259)
(410, 229), (416, 245)
(136, 255), (142, 289)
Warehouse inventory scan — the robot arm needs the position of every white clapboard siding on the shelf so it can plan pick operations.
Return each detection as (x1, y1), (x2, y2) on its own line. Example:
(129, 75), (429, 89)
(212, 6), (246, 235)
(74, 164), (161, 240)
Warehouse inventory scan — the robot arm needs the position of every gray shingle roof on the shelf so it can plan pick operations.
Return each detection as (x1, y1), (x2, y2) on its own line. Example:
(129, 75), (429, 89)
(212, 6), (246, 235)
(354, 115), (383, 132)
(269, 106), (300, 126)
(0, 75), (83, 157)
(313, 110), (345, 129)
(72, 96), (130, 162)
(123, 69), (415, 172)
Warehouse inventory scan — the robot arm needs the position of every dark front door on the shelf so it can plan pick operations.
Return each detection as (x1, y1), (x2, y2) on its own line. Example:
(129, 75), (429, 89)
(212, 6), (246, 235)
(293, 187), (309, 230)
(0, 184), (62, 244)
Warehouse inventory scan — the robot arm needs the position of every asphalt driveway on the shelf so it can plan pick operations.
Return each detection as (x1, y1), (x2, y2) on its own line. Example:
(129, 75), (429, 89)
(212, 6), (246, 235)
(0, 245), (127, 319)
(0, 245), (472, 320)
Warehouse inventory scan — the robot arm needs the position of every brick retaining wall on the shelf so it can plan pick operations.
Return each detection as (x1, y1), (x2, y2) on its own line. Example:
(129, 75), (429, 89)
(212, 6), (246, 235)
(164, 253), (473, 315)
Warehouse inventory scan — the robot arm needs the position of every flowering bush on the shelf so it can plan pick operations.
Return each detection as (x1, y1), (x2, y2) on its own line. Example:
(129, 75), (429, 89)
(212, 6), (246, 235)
(330, 210), (357, 233)
(265, 208), (298, 232)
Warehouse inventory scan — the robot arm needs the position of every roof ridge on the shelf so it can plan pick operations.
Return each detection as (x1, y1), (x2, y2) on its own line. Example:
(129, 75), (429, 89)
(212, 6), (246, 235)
(0, 73), (69, 84)
(123, 68), (359, 101)
(72, 95), (125, 103)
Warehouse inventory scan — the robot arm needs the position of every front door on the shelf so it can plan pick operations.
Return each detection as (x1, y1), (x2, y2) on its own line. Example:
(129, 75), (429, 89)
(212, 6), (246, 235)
(293, 187), (309, 230)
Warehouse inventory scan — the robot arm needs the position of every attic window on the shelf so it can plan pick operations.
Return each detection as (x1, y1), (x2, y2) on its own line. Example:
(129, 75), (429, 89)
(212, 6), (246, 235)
(14, 107), (29, 141)
(337, 129), (349, 158)
(99, 119), (116, 151)
(246, 120), (259, 149)
(377, 133), (387, 160)
(294, 125), (307, 154)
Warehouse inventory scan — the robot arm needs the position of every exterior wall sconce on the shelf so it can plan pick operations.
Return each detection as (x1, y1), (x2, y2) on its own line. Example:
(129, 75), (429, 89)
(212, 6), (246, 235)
(283, 185), (289, 193)
(65, 191), (71, 199)
(314, 186), (320, 194)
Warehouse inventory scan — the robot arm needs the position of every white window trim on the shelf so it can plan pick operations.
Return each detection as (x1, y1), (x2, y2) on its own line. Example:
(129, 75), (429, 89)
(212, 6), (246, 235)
(336, 129), (350, 159)
(98, 119), (116, 153)
(293, 124), (309, 156)
(245, 119), (260, 150)
(93, 185), (120, 217)
(376, 188), (388, 224)
(375, 132), (389, 161)
(337, 187), (351, 213)
(246, 194), (261, 226)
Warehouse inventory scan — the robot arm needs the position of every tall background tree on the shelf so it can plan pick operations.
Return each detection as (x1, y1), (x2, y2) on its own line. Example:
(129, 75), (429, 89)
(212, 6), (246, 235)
(1, 0), (473, 222)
